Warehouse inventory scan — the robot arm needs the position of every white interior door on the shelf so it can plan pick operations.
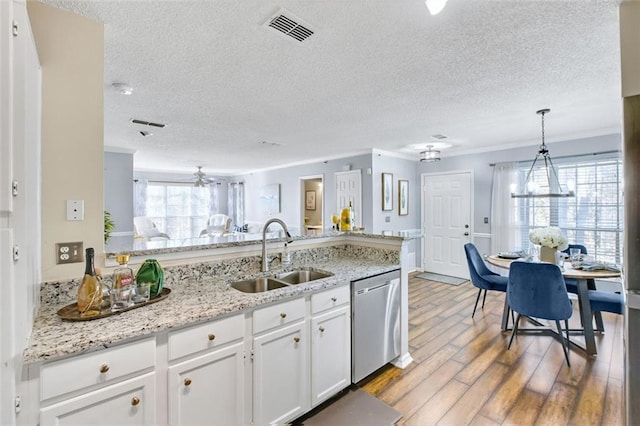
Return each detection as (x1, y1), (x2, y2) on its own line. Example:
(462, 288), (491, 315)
(335, 170), (362, 228)
(422, 172), (472, 278)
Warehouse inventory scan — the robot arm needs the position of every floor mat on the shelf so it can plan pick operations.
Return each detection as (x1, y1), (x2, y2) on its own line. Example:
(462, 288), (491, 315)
(416, 272), (467, 286)
(301, 388), (401, 426)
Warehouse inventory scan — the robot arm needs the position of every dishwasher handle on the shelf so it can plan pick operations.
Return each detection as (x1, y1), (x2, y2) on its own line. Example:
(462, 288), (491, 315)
(355, 281), (390, 295)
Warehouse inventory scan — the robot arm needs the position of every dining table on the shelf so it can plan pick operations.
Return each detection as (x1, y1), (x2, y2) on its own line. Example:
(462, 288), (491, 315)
(485, 255), (621, 356)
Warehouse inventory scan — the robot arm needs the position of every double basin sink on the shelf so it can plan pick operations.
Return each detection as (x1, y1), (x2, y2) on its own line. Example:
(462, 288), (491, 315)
(230, 269), (333, 293)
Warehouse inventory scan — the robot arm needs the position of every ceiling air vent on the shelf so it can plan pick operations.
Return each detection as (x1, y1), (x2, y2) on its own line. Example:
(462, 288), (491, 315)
(131, 119), (167, 128)
(265, 11), (314, 42)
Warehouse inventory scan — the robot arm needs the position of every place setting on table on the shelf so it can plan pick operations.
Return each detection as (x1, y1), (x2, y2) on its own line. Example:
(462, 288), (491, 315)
(485, 227), (622, 358)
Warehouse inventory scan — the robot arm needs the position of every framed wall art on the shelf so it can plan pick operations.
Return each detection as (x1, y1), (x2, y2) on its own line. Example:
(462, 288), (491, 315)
(398, 180), (408, 215)
(382, 173), (393, 211)
(305, 190), (316, 210)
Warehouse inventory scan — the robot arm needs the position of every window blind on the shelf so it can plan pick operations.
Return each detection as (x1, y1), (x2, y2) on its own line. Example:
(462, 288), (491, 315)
(515, 157), (623, 264)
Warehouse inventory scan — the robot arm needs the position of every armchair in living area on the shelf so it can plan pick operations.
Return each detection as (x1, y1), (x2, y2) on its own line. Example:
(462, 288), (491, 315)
(199, 214), (232, 237)
(133, 217), (170, 241)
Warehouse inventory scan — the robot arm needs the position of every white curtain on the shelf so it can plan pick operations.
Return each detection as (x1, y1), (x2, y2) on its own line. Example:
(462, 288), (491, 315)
(228, 182), (245, 227)
(208, 183), (219, 217)
(490, 162), (518, 254)
(133, 179), (148, 217)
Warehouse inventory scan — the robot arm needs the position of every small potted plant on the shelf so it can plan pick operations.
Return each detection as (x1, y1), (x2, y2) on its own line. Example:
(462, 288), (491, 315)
(104, 211), (115, 244)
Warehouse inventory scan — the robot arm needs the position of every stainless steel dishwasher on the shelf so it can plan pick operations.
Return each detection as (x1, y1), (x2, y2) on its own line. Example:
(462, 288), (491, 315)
(351, 269), (401, 383)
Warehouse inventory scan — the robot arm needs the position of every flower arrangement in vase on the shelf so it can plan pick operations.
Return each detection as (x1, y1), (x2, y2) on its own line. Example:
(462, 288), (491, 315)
(529, 227), (569, 263)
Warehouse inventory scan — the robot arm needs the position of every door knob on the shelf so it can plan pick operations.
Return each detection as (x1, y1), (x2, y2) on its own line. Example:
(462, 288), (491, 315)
(464, 232), (469, 236)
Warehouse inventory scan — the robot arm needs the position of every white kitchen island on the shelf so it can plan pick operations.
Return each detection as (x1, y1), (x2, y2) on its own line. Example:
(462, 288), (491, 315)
(20, 233), (415, 425)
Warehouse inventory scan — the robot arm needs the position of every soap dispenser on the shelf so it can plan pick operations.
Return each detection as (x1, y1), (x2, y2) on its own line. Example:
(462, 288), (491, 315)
(282, 243), (291, 266)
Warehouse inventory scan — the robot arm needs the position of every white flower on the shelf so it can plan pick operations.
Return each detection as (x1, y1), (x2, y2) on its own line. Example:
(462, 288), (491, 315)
(529, 226), (569, 251)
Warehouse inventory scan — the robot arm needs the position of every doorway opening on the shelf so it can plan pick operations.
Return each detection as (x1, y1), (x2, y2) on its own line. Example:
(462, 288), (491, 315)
(300, 174), (324, 236)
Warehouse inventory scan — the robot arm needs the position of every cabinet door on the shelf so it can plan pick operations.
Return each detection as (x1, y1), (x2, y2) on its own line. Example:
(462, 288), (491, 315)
(40, 373), (155, 426)
(253, 320), (309, 425)
(311, 305), (351, 406)
(168, 342), (245, 426)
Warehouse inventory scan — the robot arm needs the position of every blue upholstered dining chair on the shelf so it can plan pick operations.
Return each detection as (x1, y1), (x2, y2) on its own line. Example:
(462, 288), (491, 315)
(464, 243), (509, 319)
(561, 244), (591, 293)
(562, 244), (605, 331)
(507, 261), (574, 366)
(589, 290), (624, 315)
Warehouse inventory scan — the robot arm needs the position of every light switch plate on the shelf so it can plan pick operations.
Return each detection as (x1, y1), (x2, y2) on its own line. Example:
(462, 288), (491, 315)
(66, 200), (84, 221)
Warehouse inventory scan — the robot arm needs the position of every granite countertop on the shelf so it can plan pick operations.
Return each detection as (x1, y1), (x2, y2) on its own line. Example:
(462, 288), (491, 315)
(24, 257), (400, 364)
(105, 230), (418, 258)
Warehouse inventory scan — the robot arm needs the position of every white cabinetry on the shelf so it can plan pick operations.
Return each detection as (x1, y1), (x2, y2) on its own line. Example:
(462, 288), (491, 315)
(252, 297), (309, 425)
(167, 314), (245, 426)
(40, 373), (155, 426)
(310, 285), (351, 406)
(37, 338), (156, 426)
(28, 283), (354, 426)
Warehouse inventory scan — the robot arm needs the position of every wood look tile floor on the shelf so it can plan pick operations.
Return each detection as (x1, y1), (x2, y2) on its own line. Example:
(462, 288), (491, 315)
(361, 272), (624, 426)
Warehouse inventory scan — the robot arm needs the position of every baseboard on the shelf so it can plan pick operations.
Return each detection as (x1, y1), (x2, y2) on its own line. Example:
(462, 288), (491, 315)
(392, 352), (414, 369)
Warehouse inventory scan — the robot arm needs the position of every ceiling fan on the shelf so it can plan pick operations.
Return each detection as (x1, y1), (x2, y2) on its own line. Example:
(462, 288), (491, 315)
(193, 166), (214, 187)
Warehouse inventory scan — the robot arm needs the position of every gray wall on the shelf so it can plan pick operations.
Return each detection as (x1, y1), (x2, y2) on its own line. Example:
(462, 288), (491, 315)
(417, 133), (622, 255)
(104, 152), (134, 235)
(371, 153), (421, 233)
(105, 133), (620, 270)
(239, 154), (373, 232)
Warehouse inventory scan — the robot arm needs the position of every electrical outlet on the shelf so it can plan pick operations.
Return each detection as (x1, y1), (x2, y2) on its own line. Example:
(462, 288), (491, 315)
(56, 242), (83, 264)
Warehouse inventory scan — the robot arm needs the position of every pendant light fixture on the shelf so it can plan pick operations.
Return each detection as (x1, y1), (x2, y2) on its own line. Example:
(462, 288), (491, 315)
(425, 0), (448, 15)
(511, 109), (575, 199)
(420, 145), (441, 162)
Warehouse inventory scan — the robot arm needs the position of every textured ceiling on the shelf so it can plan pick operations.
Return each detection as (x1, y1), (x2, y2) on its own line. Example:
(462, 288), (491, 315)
(41, 0), (622, 175)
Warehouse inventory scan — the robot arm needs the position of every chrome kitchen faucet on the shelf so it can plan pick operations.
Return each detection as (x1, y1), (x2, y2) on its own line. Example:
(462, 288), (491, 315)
(261, 218), (294, 272)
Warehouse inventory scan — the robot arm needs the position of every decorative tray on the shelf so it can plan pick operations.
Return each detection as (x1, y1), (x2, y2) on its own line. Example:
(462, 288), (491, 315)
(498, 252), (522, 259)
(57, 288), (171, 321)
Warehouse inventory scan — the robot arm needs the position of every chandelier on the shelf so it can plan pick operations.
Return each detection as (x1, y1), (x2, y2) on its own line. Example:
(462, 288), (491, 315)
(420, 145), (441, 162)
(511, 109), (575, 199)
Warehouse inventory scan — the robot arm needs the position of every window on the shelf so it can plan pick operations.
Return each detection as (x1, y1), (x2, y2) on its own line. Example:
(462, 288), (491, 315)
(145, 183), (212, 240)
(515, 156), (623, 264)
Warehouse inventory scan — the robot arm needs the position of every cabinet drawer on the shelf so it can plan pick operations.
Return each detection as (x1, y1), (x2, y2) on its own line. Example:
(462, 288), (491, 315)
(40, 372), (156, 425)
(168, 313), (244, 361)
(40, 337), (156, 401)
(311, 285), (350, 315)
(253, 297), (305, 334)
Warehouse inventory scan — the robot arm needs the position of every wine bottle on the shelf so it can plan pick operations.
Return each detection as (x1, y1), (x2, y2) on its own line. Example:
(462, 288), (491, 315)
(77, 248), (103, 317)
